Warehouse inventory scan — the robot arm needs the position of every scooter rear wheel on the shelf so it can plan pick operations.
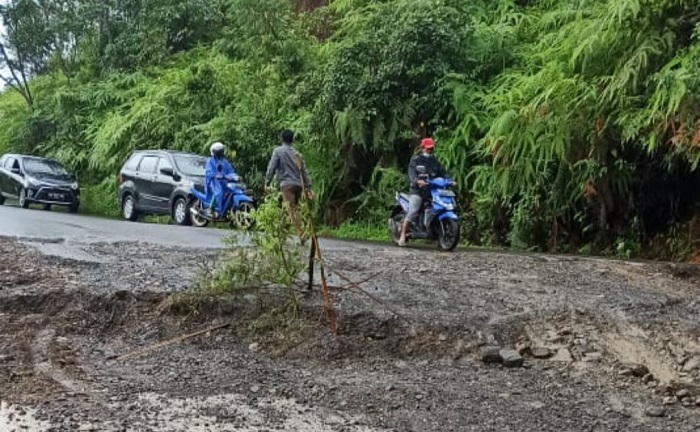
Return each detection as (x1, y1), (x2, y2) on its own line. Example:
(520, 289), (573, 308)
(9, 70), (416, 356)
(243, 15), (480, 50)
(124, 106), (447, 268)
(190, 200), (210, 228)
(389, 213), (405, 245)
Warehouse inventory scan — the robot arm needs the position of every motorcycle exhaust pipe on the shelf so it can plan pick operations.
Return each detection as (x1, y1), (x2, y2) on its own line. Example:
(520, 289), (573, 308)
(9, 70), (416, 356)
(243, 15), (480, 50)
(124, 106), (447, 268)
(190, 207), (211, 220)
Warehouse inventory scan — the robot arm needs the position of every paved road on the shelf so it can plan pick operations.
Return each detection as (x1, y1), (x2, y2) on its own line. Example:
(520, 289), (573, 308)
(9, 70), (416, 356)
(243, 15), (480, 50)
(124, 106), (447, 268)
(0, 205), (368, 260)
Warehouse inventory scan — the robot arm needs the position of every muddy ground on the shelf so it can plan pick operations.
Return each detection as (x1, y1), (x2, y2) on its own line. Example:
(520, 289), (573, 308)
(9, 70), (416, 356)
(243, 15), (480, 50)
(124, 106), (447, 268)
(1, 235), (700, 431)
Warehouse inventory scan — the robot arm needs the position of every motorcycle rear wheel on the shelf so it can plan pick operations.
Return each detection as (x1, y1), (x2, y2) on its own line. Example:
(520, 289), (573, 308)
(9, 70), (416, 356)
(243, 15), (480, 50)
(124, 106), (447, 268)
(437, 219), (460, 251)
(389, 213), (405, 245)
(190, 200), (210, 228)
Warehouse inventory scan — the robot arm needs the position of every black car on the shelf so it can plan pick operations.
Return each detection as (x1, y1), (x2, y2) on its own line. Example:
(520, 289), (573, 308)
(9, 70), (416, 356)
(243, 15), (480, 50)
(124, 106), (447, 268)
(0, 154), (80, 212)
(117, 150), (207, 225)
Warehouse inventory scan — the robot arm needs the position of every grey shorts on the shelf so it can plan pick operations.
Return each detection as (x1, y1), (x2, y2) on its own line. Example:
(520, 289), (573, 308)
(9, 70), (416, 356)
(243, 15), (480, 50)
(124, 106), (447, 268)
(405, 194), (423, 223)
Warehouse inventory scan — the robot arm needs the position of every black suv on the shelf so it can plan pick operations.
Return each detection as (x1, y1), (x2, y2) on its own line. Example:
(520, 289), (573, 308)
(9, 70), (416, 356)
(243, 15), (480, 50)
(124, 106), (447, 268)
(0, 154), (80, 212)
(117, 150), (208, 225)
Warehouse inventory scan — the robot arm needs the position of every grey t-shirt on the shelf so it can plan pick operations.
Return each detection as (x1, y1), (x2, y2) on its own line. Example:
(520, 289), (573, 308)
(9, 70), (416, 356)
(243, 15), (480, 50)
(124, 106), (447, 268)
(264, 144), (312, 189)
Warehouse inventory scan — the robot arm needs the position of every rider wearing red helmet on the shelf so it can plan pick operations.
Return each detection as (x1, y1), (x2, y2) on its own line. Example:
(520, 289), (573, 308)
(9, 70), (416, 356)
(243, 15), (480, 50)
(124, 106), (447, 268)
(398, 137), (453, 246)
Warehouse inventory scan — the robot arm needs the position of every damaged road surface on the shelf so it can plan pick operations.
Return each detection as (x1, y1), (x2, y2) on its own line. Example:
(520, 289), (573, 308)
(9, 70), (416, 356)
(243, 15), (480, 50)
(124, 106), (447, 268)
(1, 207), (700, 431)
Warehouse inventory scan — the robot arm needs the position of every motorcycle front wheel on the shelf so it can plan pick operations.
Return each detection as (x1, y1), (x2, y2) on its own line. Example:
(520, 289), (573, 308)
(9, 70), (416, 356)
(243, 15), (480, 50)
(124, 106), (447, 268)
(389, 213), (405, 244)
(231, 201), (255, 230)
(437, 218), (460, 251)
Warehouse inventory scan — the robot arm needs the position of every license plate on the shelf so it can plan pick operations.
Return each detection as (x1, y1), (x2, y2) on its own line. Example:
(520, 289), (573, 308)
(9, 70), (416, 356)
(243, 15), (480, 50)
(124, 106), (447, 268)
(49, 192), (65, 200)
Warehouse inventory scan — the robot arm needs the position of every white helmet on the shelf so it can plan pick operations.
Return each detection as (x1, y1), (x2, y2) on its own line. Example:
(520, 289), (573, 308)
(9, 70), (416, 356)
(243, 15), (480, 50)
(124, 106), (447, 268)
(210, 142), (225, 158)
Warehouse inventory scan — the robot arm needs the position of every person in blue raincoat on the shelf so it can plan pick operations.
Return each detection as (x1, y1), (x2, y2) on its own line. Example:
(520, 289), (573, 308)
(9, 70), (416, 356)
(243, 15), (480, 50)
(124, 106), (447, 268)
(205, 142), (240, 216)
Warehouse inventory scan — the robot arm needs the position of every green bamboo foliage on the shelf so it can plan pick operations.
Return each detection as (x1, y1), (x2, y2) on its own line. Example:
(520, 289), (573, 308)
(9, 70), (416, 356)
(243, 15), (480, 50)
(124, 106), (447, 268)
(2, 0), (700, 253)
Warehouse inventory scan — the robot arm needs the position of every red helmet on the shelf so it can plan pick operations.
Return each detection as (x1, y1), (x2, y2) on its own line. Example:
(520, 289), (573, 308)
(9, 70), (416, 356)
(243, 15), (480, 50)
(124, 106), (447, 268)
(420, 138), (435, 150)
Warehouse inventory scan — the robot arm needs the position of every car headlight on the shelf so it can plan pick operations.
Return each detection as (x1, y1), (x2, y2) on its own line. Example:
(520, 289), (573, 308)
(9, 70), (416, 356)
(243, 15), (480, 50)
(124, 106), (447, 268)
(71, 182), (79, 190)
(26, 177), (40, 187)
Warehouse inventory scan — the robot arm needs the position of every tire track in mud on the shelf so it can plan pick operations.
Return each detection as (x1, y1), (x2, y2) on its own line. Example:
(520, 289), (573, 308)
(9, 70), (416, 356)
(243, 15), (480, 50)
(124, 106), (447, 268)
(31, 328), (95, 396)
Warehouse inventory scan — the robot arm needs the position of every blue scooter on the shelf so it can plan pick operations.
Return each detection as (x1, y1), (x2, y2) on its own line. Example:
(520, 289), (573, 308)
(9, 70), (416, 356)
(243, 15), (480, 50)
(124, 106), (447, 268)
(389, 166), (460, 251)
(189, 175), (255, 229)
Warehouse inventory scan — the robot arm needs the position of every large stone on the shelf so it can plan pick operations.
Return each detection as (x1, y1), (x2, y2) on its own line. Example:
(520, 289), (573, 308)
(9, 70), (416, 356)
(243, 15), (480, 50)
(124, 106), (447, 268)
(481, 346), (502, 364)
(499, 349), (524, 368)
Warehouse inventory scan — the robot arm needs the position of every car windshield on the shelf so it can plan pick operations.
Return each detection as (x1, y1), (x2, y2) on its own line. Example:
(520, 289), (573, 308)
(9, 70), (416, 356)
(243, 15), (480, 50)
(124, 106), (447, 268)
(174, 155), (206, 176)
(23, 158), (69, 176)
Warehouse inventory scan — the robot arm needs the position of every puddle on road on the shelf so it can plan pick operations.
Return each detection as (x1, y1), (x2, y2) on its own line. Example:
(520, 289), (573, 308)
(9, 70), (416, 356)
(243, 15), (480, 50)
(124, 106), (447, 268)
(0, 401), (50, 431)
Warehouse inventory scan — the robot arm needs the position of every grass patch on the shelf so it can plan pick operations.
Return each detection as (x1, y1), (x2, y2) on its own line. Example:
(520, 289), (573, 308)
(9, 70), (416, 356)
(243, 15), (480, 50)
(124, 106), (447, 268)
(321, 222), (389, 242)
(78, 178), (120, 218)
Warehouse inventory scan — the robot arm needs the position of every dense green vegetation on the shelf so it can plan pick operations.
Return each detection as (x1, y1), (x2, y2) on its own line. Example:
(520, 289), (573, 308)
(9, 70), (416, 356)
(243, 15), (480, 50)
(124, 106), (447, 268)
(2, 0), (700, 258)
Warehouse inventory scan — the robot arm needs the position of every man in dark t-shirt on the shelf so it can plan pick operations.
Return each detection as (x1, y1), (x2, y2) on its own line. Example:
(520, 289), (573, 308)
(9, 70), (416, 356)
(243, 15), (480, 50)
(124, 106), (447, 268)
(264, 129), (313, 233)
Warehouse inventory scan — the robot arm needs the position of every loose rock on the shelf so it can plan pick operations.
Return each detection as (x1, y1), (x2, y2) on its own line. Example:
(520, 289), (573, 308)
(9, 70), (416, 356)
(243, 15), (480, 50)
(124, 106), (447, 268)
(531, 347), (553, 359)
(622, 363), (649, 377)
(515, 341), (530, 355)
(644, 406), (666, 418)
(582, 352), (602, 362)
(499, 349), (524, 368)
(481, 346), (502, 364)
(682, 357), (700, 372)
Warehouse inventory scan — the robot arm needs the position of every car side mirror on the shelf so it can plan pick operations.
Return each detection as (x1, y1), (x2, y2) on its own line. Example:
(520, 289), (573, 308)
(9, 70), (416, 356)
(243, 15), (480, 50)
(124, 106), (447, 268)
(11, 167), (20, 175)
(160, 167), (174, 177)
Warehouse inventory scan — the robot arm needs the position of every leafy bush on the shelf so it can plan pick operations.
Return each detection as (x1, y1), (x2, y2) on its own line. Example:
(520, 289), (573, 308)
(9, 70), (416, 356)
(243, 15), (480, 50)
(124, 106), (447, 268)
(3, 0), (700, 259)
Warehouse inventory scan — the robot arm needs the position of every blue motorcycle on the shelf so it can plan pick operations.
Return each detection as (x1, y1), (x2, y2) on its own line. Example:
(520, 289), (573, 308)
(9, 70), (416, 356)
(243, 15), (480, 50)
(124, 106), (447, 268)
(388, 168), (460, 251)
(188, 176), (255, 229)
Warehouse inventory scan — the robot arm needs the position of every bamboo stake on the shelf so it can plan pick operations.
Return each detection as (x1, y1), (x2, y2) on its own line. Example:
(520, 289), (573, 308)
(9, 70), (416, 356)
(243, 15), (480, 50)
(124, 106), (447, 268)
(294, 154), (337, 334)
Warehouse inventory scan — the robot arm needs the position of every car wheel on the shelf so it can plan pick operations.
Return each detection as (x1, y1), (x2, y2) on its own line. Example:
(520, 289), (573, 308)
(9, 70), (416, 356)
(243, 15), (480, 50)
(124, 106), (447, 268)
(43, 204), (52, 211)
(0, 194), (5, 205)
(122, 194), (138, 221)
(19, 188), (30, 209)
(69, 203), (79, 213)
(172, 197), (191, 226)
